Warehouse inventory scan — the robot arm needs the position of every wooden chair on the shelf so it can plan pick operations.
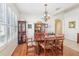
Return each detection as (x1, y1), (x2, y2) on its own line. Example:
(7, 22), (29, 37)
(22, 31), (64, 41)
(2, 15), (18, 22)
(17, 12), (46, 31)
(34, 32), (44, 55)
(34, 38), (42, 55)
(55, 34), (64, 56)
(39, 36), (56, 56)
(26, 37), (36, 56)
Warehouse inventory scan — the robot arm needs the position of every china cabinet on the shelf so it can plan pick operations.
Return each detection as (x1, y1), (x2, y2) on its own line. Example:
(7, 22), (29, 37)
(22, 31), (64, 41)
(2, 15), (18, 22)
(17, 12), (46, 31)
(18, 21), (27, 44)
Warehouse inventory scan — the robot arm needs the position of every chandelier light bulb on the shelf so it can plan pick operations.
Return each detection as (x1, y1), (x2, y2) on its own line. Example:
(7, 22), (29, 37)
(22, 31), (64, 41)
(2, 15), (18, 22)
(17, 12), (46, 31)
(43, 4), (50, 22)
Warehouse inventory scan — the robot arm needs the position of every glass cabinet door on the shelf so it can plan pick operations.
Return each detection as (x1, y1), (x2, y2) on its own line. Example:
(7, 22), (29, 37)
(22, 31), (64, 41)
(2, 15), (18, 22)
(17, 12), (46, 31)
(18, 23), (22, 32)
(22, 23), (26, 32)
(18, 21), (26, 44)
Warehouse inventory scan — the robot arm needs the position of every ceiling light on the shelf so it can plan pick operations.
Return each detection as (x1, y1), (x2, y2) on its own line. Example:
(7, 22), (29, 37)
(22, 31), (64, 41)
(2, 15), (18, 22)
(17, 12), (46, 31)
(43, 4), (50, 22)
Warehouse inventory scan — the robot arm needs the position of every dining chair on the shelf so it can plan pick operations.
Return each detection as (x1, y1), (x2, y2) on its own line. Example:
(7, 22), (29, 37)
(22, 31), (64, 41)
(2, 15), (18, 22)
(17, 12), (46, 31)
(55, 34), (64, 56)
(39, 36), (56, 56)
(26, 37), (36, 56)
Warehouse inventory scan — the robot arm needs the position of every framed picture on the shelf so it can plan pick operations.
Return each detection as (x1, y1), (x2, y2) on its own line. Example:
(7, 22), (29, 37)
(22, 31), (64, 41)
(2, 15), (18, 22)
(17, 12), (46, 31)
(44, 24), (48, 28)
(28, 24), (32, 29)
(69, 21), (76, 28)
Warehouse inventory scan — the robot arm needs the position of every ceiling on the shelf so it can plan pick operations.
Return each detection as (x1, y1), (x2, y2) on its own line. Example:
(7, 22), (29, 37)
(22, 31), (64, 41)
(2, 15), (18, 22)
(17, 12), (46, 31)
(15, 3), (78, 16)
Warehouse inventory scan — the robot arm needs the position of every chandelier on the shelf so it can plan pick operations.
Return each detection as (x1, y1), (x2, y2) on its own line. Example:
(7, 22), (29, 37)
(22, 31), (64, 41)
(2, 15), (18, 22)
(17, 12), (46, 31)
(44, 4), (50, 22)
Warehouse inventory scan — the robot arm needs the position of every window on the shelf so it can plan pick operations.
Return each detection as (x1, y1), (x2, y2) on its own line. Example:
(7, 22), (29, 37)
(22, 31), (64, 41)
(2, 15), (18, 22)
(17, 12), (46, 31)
(0, 4), (3, 21)
(14, 15), (18, 41)
(6, 6), (11, 25)
(0, 3), (18, 47)
(0, 3), (7, 46)
(0, 4), (5, 22)
(14, 14), (17, 33)
(6, 6), (11, 41)
(13, 13), (18, 40)
(10, 11), (14, 39)
(0, 24), (6, 43)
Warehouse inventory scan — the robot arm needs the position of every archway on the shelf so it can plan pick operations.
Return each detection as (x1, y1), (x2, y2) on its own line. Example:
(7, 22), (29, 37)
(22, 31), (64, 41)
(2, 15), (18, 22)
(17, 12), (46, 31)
(55, 19), (62, 34)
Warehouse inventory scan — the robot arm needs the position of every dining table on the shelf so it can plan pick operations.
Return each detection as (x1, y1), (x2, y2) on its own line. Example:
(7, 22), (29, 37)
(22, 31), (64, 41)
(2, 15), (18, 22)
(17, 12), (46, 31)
(34, 35), (56, 55)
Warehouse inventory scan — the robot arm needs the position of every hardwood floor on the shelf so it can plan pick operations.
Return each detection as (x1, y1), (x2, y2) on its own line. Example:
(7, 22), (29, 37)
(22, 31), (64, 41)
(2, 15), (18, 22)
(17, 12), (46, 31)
(12, 43), (79, 56)
(63, 46), (79, 56)
(12, 43), (27, 56)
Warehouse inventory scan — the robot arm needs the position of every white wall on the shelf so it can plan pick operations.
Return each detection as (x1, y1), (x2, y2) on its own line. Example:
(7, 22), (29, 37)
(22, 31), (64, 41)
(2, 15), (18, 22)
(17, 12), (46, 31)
(0, 3), (19, 56)
(63, 6), (79, 42)
(54, 5), (79, 42)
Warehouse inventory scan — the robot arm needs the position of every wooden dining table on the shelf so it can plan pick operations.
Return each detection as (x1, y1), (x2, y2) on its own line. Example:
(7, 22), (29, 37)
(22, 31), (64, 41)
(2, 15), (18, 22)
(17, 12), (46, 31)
(34, 35), (56, 55)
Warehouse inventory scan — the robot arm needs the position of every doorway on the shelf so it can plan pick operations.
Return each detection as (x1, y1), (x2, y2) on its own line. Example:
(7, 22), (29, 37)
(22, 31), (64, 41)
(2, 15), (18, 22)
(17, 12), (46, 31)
(55, 19), (62, 34)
